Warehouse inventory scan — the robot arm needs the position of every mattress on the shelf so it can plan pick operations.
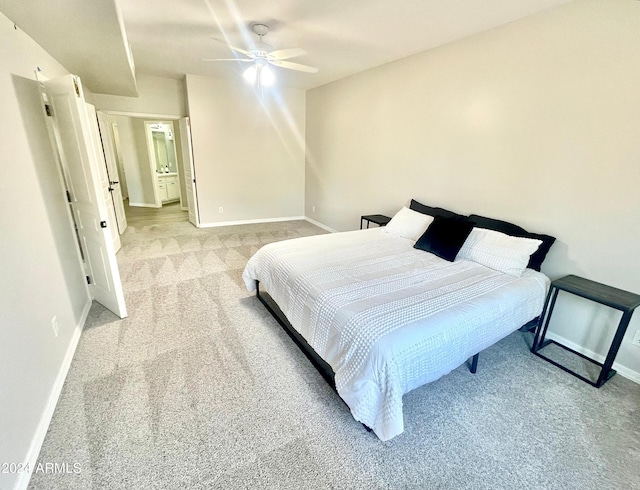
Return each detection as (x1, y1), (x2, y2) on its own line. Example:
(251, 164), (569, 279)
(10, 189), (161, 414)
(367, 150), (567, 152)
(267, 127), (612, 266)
(242, 227), (549, 441)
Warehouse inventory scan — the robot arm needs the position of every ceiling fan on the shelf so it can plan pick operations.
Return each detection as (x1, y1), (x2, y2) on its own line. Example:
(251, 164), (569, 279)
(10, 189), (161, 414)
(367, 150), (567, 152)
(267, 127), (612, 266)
(204, 24), (318, 87)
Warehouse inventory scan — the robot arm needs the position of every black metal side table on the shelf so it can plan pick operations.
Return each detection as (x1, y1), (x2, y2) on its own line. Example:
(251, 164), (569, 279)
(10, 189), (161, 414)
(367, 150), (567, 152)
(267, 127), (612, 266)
(532, 274), (640, 388)
(360, 214), (391, 229)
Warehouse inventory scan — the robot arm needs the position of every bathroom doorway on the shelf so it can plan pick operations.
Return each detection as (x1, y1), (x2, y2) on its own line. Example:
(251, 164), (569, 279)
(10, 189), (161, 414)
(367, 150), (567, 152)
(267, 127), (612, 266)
(102, 114), (190, 226)
(144, 121), (183, 208)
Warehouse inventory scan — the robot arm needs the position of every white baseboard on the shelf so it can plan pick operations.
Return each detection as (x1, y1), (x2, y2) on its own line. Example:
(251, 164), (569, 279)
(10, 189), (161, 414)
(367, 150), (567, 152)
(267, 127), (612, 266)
(14, 299), (91, 490)
(197, 215), (339, 232)
(304, 217), (338, 233)
(546, 331), (640, 385)
(199, 216), (306, 228)
(128, 202), (159, 208)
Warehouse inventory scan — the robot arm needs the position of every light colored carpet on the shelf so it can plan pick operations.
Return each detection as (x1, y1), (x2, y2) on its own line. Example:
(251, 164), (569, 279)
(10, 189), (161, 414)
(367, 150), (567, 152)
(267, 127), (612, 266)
(29, 220), (640, 489)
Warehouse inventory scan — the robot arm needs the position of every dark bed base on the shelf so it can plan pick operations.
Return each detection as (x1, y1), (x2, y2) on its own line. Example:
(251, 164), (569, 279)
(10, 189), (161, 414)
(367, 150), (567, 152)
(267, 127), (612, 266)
(256, 282), (375, 432)
(256, 281), (337, 389)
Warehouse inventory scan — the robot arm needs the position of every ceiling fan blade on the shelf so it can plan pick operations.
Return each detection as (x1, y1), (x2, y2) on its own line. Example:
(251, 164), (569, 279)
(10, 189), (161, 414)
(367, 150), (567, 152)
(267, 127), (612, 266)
(268, 48), (307, 60)
(203, 58), (253, 62)
(230, 45), (254, 57)
(269, 59), (319, 73)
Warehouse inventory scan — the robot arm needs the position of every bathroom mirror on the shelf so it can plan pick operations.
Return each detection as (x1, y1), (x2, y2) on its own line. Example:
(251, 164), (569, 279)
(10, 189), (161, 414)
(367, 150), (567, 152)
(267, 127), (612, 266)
(149, 122), (177, 174)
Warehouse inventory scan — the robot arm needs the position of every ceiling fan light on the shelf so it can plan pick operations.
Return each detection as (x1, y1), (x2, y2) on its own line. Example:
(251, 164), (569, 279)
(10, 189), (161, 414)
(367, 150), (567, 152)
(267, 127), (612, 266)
(260, 65), (275, 87)
(243, 65), (257, 84)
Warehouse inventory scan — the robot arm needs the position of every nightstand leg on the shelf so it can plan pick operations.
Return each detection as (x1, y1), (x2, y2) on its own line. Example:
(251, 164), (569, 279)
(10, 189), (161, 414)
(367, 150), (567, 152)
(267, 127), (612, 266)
(595, 310), (633, 387)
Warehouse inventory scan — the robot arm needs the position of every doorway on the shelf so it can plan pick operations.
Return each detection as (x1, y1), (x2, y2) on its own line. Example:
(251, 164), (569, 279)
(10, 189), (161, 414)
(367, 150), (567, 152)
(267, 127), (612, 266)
(103, 114), (190, 226)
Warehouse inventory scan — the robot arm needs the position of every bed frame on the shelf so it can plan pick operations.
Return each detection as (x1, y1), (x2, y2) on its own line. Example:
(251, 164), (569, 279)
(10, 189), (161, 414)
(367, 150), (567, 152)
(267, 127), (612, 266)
(256, 281), (339, 389)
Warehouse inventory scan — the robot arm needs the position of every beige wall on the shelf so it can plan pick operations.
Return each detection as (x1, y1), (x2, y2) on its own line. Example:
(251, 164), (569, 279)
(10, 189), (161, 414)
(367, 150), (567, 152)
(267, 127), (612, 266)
(185, 74), (305, 224)
(89, 75), (186, 117)
(305, 0), (640, 378)
(0, 12), (90, 490)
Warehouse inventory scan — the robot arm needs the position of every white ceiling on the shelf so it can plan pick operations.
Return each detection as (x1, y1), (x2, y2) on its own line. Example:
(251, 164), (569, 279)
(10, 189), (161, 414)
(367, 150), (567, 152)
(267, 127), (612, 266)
(0, 0), (137, 96)
(1, 0), (571, 94)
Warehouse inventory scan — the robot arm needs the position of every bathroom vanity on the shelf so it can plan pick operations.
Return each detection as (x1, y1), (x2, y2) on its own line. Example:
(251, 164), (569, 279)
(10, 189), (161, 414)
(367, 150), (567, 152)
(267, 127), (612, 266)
(157, 173), (179, 203)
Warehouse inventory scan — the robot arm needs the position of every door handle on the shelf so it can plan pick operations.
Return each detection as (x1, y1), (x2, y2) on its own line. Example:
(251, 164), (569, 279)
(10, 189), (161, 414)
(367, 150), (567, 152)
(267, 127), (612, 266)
(110, 181), (119, 185)
(108, 187), (114, 192)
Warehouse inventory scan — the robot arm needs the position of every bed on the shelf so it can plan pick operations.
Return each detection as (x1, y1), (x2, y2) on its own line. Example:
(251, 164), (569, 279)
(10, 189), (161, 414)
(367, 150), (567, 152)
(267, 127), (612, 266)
(242, 201), (555, 441)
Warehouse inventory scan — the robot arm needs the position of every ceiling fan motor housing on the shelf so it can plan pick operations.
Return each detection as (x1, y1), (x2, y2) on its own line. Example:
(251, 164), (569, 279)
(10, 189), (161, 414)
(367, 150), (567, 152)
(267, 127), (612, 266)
(252, 50), (270, 59)
(252, 24), (270, 37)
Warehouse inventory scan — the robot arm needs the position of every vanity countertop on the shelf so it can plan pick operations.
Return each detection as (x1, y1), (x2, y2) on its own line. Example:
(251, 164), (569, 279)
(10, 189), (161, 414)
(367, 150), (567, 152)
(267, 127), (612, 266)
(157, 172), (178, 177)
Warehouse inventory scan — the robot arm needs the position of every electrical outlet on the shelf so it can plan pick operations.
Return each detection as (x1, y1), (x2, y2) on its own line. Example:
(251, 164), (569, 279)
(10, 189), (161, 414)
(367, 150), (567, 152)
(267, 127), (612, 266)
(312, 206), (316, 213)
(632, 329), (640, 347)
(51, 316), (59, 337)
(218, 207), (223, 214)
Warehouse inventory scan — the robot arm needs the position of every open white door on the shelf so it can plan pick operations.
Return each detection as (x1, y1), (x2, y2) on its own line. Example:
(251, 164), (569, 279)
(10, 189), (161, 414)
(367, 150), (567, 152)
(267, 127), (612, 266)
(43, 75), (127, 318)
(86, 104), (121, 253)
(96, 110), (128, 235)
(179, 117), (200, 226)
(111, 123), (128, 199)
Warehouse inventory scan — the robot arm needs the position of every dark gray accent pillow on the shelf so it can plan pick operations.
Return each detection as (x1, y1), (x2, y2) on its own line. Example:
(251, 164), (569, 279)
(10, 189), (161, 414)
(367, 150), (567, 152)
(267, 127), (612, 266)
(414, 216), (474, 262)
(409, 199), (465, 220)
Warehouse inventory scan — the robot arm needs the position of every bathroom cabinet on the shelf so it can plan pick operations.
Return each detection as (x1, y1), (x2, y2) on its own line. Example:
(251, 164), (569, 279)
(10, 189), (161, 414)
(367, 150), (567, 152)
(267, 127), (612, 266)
(157, 174), (179, 203)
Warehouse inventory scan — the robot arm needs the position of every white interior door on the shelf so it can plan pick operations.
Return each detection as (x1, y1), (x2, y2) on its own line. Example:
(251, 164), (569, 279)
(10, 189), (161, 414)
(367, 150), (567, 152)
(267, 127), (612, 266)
(96, 111), (128, 234)
(144, 122), (161, 207)
(179, 117), (200, 226)
(111, 122), (128, 199)
(86, 104), (121, 253)
(43, 74), (127, 318)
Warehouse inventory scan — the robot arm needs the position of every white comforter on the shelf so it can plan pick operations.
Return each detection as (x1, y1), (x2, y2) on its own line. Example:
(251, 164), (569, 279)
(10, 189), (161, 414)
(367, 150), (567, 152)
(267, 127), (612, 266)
(242, 228), (548, 441)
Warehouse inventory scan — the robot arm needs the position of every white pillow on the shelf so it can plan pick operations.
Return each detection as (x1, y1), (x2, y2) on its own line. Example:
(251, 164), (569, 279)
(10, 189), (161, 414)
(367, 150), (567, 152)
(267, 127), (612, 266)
(457, 228), (542, 277)
(383, 207), (434, 241)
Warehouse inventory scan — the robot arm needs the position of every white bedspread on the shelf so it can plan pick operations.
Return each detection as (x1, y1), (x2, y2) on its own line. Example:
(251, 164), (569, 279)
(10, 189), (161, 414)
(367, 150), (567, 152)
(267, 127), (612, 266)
(242, 228), (548, 441)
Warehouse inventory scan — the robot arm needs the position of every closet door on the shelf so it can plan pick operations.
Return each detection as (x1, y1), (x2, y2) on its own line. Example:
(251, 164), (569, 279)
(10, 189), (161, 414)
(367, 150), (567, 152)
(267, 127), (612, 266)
(43, 74), (127, 318)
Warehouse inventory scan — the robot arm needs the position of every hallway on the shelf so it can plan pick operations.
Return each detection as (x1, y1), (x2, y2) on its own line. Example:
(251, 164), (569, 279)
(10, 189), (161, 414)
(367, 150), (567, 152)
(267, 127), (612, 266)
(124, 201), (188, 227)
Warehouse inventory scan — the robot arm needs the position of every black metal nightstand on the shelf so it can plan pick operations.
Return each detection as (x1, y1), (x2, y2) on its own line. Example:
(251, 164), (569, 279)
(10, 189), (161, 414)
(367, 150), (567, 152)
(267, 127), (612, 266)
(532, 274), (640, 388)
(360, 214), (391, 229)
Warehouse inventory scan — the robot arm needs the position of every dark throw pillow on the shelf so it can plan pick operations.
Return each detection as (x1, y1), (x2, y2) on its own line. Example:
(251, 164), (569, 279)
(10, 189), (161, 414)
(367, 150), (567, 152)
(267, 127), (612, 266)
(409, 199), (465, 220)
(414, 216), (474, 262)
